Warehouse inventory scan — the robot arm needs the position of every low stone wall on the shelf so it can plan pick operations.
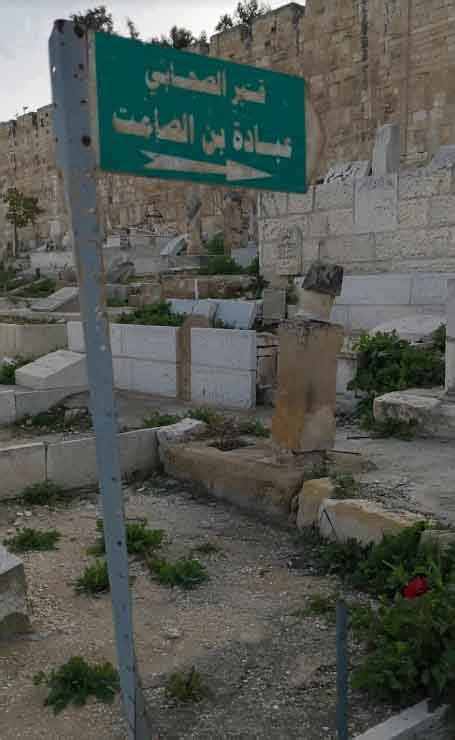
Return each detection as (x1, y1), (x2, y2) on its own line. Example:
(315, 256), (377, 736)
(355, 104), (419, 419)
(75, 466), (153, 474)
(0, 387), (86, 425)
(0, 322), (67, 358)
(0, 427), (159, 501)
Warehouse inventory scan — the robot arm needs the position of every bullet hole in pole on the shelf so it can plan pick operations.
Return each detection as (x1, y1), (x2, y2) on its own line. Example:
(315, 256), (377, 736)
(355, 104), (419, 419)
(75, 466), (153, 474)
(81, 135), (91, 147)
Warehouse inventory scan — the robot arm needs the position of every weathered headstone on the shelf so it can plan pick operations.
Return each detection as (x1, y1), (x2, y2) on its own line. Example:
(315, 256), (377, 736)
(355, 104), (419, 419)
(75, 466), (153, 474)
(372, 122), (400, 177)
(272, 319), (344, 451)
(276, 225), (303, 276)
(295, 261), (344, 320)
(223, 192), (243, 254)
(177, 314), (211, 401)
(263, 288), (287, 323)
(0, 546), (30, 639)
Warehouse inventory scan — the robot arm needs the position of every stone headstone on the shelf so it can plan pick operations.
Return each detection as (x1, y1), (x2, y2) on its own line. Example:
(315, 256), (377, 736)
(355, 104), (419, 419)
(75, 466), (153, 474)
(213, 299), (257, 329)
(272, 319), (344, 451)
(303, 262), (344, 296)
(160, 234), (188, 258)
(372, 122), (400, 177)
(430, 145), (455, 170)
(276, 225), (303, 276)
(177, 314), (211, 401)
(324, 160), (371, 183)
(106, 259), (135, 284)
(263, 288), (287, 322)
(0, 546), (30, 639)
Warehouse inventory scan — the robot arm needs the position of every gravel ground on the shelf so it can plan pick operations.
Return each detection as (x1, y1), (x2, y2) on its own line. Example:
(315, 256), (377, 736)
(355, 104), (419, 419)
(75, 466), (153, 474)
(0, 475), (394, 740)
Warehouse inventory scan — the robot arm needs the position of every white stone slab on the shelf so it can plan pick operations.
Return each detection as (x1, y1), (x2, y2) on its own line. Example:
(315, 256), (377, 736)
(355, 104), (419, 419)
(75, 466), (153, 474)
(113, 358), (132, 389)
(15, 350), (88, 391)
(191, 329), (257, 371)
(156, 418), (207, 447)
(355, 174), (398, 233)
(372, 122), (400, 177)
(129, 359), (178, 396)
(14, 387), (83, 421)
(0, 391), (16, 425)
(354, 700), (450, 740)
(336, 274), (412, 306)
(0, 442), (46, 501)
(121, 325), (178, 362)
(213, 300), (257, 329)
(169, 299), (196, 316)
(32, 287), (79, 312)
(191, 367), (256, 409)
(410, 273), (454, 305)
(160, 234), (187, 257)
(67, 321), (85, 353)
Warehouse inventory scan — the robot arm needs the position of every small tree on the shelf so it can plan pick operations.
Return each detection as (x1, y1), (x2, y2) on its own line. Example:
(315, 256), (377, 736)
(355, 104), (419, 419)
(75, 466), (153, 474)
(216, 1), (270, 31)
(151, 25), (195, 49)
(70, 5), (114, 33)
(2, 188), (44, 257)
(126, 17), (140, 39)
(216, 14), (234, 32)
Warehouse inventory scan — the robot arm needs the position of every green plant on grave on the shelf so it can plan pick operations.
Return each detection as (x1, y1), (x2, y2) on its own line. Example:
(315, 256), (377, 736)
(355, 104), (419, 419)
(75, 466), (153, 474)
(142, 411), (182, 428)
(331, 472), (360, 500)
(75, 559), (110, 595)
(17, 277), (56, 298)
(165, 667), (207, 703)
(146, 554), (208, 589)
(188, 407), (224, 428)
(206, 234), (225, 255)
(4, 528), (61, 552)
(0, 354), (35, 385)
(431, 323), (447, 354)
(348, 330), (445, 432)
(117, 300), (185, 327)
(90, 519), (165, 557)
(21, 481), (65, 506)
(237, 418), (270, 438)
(199, 254), (245, 276)
(34, 656), (119, 714)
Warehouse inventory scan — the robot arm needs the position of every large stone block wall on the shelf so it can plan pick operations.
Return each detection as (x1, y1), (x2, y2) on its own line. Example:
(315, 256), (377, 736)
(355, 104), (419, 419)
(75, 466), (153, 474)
(259, 162), (455, 284)
(2, 1), (455, 254)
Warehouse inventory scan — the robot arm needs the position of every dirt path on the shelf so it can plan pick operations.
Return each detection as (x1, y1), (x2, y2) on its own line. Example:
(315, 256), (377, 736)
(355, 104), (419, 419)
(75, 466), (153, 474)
(0, 476), (390, 739)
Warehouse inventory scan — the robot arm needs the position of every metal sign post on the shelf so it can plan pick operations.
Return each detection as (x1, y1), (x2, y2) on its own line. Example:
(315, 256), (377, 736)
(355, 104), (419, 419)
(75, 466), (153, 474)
(49, 21), (150, 739)
(49, 18), (307, 737)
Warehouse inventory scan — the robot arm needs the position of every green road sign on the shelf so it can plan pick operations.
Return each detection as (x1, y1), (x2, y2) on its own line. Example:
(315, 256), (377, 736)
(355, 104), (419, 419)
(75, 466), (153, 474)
(92, 33), (306, 193)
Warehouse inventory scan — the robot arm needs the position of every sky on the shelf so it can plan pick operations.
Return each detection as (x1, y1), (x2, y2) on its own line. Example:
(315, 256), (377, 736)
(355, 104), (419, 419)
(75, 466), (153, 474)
(0, 0), (287, 122)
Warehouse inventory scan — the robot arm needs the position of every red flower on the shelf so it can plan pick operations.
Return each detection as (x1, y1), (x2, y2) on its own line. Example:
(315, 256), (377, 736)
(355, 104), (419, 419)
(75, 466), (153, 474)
(403, 576), (429, 600)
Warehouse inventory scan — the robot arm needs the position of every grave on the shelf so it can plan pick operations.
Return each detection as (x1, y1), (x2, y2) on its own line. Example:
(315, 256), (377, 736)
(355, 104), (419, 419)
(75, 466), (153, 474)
(15, 350), (88, 390)
(32, 286), (79, 312)
(0, 546), (30, 639)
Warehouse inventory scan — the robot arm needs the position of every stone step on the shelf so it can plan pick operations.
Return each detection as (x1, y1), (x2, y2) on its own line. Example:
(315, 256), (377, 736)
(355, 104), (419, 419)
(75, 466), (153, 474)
(15, 350), (87, 391)
(32, 287), (79, 312)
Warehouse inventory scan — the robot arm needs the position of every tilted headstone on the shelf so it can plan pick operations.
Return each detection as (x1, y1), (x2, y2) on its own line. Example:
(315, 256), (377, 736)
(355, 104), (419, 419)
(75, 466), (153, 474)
(372, 122), (400, 177)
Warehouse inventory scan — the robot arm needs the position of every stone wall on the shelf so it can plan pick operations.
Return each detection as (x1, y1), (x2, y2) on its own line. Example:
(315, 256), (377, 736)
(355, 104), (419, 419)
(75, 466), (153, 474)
(2, 0), (455, 253)
(259, 159), (455, 285)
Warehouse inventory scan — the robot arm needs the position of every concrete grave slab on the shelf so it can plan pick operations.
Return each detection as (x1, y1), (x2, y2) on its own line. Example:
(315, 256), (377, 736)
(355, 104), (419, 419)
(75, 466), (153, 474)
(191, 367), (256, 409)
(354, 700), (451, 740)
(191, 328), (257, 371)
(212, 299), (257, 329)
(15, 350), (88, 391)
(0, 442), (46, 501)
(319, 498), (423, 545)
(0, 391), (16, 425)
(32, 287), (79, 312)
(0, 546), (30, 639)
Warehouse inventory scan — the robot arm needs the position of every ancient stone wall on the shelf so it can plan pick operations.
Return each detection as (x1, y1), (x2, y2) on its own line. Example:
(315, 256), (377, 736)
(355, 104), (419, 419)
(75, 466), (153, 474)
(2, 0), (455, 257)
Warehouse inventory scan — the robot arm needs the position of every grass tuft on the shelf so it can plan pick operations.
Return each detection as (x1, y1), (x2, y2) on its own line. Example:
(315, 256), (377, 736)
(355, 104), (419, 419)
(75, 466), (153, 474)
(75, 559), (110, 595)
(34, 656), (119, 714)
(146, 555), (208, 590)
(4, 528), (60, 552)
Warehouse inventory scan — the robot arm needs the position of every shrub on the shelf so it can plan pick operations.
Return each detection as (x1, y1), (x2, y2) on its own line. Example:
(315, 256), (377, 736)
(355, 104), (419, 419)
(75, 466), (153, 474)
(4, 528), (60, 552)
(143, 412), (181, 428)
(118, 301), (184, 327)
(206, 234), (225, 255)
(18, 277), (56, 298)
(22, 481), (65, 506)
(199, 255), (244, 276)
(352, 587), (455, 706)
(34, 657), (119, 714)
(75, 559), (110, 595)
(146, 555), (208, 589)
(0, 355), (34, 385)
(301, 593), (338, 622)
(238, 419), (270, 438)
(331, 472), (359, 499)
(245, 255), (260, 275)
(165, 667), (207, 703)
(91, 519), (165, 556)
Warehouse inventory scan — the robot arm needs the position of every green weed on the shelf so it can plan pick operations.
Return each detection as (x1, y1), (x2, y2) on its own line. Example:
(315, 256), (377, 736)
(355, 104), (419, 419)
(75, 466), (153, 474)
(331, 472), (360, 499)
(34, 657), (119, 714)
(90, 519), (165, 556)
(21, 481), (65, 506)
(118, 300), (184, 327)
(238, 418), (270, 438)
(142, 412), (181, 428)
(75, 559), (110, 595)
(146, 555), (208, 589)
(165, 667), (207, 703)
(4, 528), (60, 552)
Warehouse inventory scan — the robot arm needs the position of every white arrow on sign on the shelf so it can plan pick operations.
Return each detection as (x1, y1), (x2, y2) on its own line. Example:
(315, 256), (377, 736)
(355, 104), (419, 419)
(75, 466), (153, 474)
(141, 151), (272, 182)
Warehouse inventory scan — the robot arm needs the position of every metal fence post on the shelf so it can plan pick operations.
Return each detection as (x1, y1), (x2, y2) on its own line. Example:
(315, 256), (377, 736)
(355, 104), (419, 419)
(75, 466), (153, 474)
(336, 599), (349, 740)
(49, 20), (151, 739)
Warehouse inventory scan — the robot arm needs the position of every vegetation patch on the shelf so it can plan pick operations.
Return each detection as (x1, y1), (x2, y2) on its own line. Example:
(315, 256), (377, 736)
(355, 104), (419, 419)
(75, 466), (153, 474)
(117, 300), (184, 327)
(17, 405), (91, 434)
(16, 277), (56, 298)
(34, 657), (119, 714)
(165, 667), (207, 703)
(238, 418), (270, 438)
(143, 411), (181, 428)
(4, 527), (61, 552)
(90, 519), (165, 556)
(75, 559), (110, 595)
(0, 355), (34, 385)
(107, 296), (128, 308)
(348, 328), (445, 435)
(21, 481), (65, 507)
(188, 407), (224, 428)
(331, 472), (360, 500)
(146, 555), (208, 589)
(297, 593), (338, 623)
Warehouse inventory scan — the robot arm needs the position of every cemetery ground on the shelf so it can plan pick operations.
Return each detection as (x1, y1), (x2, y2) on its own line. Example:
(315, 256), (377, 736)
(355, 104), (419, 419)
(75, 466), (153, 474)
(0, 397), (453, 739)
